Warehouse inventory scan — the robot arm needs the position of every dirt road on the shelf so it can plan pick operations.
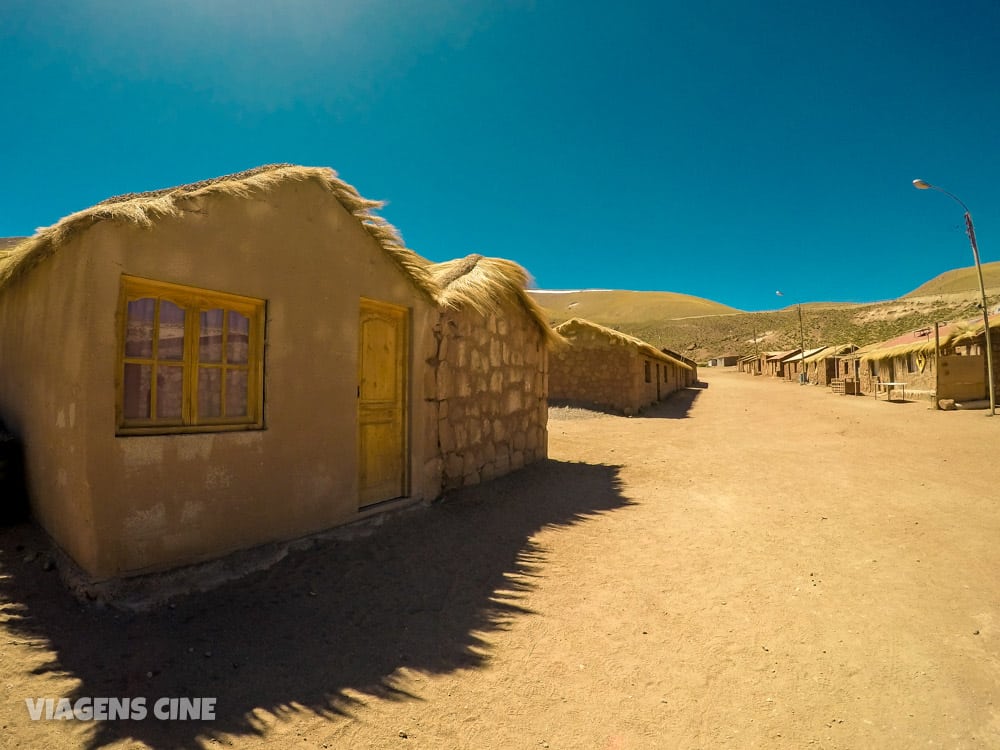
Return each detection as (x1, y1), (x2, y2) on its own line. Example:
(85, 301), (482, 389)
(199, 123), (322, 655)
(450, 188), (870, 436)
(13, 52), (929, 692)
(2, 368), (999, 749)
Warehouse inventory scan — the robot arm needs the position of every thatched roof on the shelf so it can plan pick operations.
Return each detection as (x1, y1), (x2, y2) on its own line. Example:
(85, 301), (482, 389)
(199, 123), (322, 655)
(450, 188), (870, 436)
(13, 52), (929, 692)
(554, 318), (693, 370)
(802, 344), (857, 364)
(0, 164), (436, 296)
(782, 346), (827, 364)
(943, 314), (1000, 345)
(859, 325), (955, 362)
(767, 349), (799, 363)
(662, 348), (697, 368)
(428, 254), (561, 344)
(860, 315), (1000, 362)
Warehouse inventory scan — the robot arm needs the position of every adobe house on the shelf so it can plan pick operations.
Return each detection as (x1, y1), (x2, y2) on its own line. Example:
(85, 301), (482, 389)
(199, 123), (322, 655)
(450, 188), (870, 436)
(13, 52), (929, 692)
(0, 164), (553, 582)
(548, 318), (693, 414)
(858, 319), (996, 402)
(782, 346), (826, 382)
(737, 354), (759, 375)
(662, 348), (698, 386)
(803, 344), (858, 386)
(764, 349), (798, 378)
(426, 254), (556, 491)
(706, 355), (738, 367)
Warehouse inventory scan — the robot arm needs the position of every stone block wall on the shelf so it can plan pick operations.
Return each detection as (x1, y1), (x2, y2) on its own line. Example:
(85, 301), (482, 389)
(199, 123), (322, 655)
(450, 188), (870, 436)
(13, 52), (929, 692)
(550, 332), (655, 414)
(429, 302), (548, 491)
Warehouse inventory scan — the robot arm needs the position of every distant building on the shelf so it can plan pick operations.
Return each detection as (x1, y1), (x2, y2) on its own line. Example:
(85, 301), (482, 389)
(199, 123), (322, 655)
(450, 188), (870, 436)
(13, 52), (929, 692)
(549, 318), (694, 414)
(706, 355), (739, 367)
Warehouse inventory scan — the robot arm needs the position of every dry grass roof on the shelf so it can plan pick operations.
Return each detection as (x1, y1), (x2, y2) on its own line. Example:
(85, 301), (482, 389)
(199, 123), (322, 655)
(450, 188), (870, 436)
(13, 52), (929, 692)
(781, 346), (826, 364)
(0, 164), (436, 296)
(860, 315), (1000, 362)
(428, 254), (561, 344)
(554, 318), (693, 370)
(802, 344), (857, 364)
(1, 165), (568, 346)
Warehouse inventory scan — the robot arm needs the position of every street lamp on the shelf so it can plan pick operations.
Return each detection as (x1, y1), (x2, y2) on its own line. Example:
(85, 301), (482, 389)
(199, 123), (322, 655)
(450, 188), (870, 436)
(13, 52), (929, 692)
(776, 290), (808, 384)
(912, 179), (995, 416)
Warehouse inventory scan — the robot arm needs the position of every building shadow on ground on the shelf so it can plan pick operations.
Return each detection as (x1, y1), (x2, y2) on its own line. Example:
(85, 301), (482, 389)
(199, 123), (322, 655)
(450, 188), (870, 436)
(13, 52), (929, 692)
(0, 459), (629, 750)
(549, 384), (706, 421)
(638, 386), (704, 419)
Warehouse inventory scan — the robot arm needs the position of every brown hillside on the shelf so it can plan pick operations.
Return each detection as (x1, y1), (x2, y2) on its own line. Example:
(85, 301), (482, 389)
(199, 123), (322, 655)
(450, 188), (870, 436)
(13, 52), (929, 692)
(527, 289), (740, 324)
(903, 260), (1000, 297)
(530, 287), (996, 365)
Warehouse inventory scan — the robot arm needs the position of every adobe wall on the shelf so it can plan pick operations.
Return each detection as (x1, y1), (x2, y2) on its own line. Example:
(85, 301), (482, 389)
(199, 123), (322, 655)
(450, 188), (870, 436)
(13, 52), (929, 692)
(860, 356), (937, 397)
(430, 303), (548, 491)
(1, 178), (442, 579)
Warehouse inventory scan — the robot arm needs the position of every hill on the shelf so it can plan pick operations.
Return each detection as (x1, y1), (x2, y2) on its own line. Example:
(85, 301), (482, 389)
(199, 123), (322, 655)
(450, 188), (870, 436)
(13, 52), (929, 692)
(903, 260), (1000, 297)
(530, 286), (997, 365)
(527, 289), (740, 324)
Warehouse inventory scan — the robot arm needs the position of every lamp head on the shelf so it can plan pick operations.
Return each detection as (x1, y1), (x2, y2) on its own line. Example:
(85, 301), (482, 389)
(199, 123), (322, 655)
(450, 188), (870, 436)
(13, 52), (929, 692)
(912, 179), (932, 190)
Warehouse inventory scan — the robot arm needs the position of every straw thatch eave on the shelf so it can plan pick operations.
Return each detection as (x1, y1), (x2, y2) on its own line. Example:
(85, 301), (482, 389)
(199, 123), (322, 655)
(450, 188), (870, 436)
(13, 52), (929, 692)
(860, 339), (937, 362)
(0, 164), (437, 298)
(428, 254), (562, 345)
(941, 316), (1000, 346)
(802, 343), (858, 363)
(765, 350), (796, 362)
(553, 318), (692, 370)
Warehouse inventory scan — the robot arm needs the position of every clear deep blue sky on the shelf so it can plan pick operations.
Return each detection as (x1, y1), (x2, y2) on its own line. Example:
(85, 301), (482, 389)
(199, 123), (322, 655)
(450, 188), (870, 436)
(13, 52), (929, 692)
(2, 1), (999, 311)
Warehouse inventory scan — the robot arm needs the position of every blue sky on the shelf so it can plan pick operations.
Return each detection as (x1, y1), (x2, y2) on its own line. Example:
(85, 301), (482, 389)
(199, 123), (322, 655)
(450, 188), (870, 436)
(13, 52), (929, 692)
(2, 0), (998, 311)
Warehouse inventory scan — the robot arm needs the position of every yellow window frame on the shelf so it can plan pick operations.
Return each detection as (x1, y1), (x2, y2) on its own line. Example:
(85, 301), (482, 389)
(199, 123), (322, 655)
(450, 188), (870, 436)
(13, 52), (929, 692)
(116, 275), (266, 435)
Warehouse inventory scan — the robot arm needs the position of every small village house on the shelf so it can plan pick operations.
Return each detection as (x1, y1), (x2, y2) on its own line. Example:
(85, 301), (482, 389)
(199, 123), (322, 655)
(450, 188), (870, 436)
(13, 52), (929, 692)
(0, 164), (555, 582)
(857, 319), (996, 402)
(803, 344), (858, 386)
(764, 349), (799, 378)
(549, 318), (693, 414)
(707, 355), (738, 367)
(782, 346), (827, 383)
(737, 354), (760, 375)
(662, 348), (699, 386)
(426, 254), (556, 491)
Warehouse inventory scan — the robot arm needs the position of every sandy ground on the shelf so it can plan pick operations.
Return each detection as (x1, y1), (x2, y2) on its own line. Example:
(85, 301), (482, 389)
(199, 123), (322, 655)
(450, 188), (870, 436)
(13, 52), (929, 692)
(2, 367), (1000, 749)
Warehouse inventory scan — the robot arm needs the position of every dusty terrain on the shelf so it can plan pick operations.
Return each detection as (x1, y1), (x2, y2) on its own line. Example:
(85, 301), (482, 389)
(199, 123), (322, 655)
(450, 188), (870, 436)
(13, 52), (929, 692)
(2, 368), (1000, 749)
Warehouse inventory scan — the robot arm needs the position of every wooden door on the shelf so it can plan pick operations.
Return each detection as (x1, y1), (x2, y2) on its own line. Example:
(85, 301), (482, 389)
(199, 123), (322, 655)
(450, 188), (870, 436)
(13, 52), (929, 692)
(358, 299), (408, 507)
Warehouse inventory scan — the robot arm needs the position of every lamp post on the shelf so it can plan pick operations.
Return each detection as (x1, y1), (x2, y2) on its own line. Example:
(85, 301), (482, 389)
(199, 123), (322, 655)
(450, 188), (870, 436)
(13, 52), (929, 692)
(776, 290), (808, 383)
(912, 179), (995, 416)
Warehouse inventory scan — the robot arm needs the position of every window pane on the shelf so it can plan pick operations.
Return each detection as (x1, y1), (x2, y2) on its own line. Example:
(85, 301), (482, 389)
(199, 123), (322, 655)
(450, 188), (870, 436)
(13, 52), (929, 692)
(125, 298), (155, 358)
(158, 300), (186, 361)
(156, 365), (184, 419)
(123, 363), (151, 419)
(198, 367), (222, 418)
(225, 370), (248, 417)
(200, 308), (224, 363)
(227, 311), (249, 364)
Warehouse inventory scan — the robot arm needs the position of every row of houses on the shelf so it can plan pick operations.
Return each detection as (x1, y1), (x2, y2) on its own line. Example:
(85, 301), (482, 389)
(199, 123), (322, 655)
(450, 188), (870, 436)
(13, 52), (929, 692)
(0, 164), (696, 586)
(736, 318), (1000, 402)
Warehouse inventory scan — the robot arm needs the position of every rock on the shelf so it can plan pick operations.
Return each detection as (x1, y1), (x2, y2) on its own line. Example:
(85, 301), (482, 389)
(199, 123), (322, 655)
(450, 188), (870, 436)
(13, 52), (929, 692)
(939, 399), (956, 410)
